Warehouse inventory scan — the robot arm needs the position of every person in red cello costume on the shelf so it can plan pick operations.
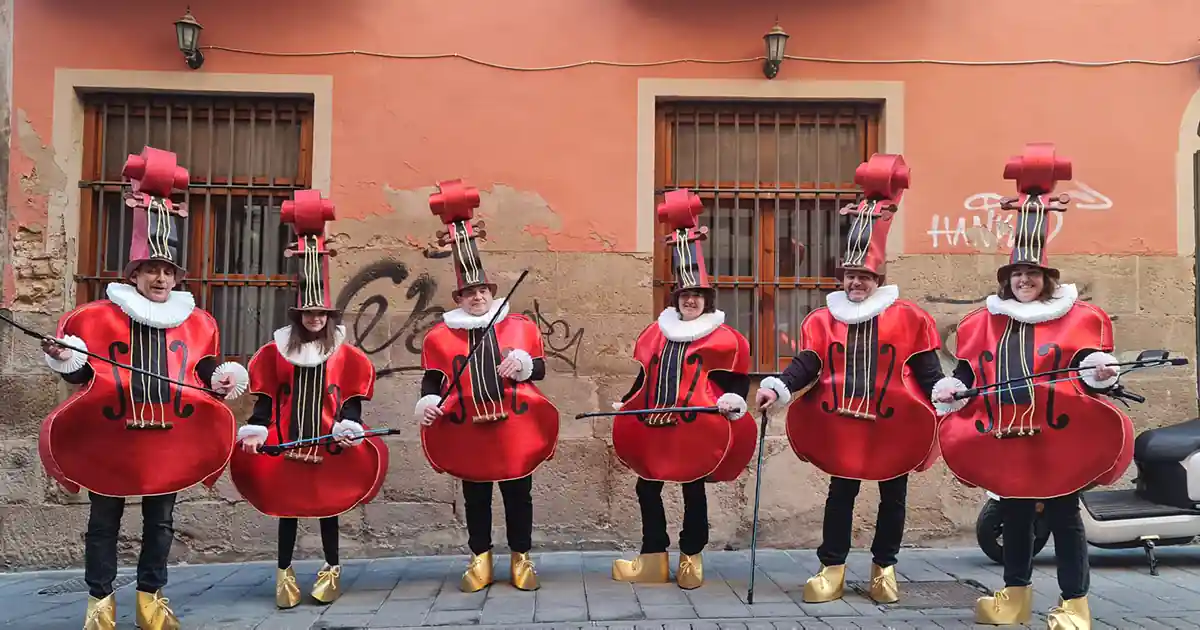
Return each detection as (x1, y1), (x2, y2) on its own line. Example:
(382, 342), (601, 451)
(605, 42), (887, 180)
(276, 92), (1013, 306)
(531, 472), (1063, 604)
(931, 143), (1130, 630)
(413, 179), (560, 593)
(756, 154), (945, 605)
(230, 189), (387, 609)
(38, 146), (248, 630)
(608, 188), (755, 590)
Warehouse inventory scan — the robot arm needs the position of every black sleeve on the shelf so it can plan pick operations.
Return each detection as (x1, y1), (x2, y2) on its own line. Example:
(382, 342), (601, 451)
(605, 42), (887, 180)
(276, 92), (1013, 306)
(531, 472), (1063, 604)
(709, 371), (751, 399)
(951, 360), (975, 389)
(59, 364), (95, 385)
(420, 370), (445, 397)
(247, 394), (272, 427)
(196, 357), (219, 389)
(907, 350), (946, 400)
(620, 370), (646, 403)
(528, 358), (546, 382)
(779, 350), (821, 393)
(340, 397), (363, 423)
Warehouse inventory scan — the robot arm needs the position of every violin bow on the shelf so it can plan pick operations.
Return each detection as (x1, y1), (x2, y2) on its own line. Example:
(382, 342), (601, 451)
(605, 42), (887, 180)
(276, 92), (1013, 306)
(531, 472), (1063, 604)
(259, 427), (402, 455)
(574, 405), (721, 420)
(953, 355), (1189, 401)
(435, 268), (531, 408)
(0, 309), (223, 396)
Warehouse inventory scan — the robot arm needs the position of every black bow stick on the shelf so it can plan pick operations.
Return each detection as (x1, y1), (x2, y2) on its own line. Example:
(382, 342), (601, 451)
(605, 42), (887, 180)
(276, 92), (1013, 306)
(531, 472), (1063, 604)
(0, 308), (224, 396)
(259, 269), (532, 455)
(574, 405), (722, 420)
(952, 354), (1188, 401)
(746, 408), (771, 604)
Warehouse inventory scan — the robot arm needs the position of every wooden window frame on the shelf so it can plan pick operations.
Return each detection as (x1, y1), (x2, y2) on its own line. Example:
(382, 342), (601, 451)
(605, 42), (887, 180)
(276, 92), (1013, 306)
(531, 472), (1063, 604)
(75, 95), (314, 360)
(654, 102), (881, 373)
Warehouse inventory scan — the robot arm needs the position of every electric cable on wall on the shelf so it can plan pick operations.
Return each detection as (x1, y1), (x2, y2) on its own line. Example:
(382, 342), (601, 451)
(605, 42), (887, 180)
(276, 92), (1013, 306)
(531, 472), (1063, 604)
(202, 45), (1200, 72)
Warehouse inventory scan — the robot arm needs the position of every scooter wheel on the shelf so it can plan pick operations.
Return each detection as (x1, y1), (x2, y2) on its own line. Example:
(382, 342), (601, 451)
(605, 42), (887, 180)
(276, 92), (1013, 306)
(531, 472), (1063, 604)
(976, 498), (1052, 564)
(976, 499), (1006, 564)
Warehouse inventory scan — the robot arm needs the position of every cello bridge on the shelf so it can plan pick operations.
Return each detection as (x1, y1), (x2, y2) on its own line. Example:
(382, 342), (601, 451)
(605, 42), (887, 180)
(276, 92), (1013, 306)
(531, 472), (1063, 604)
(473, 412), (509, 424)
(994, 427), (1042, 440)
(284, 450), (324, 464)
(835, 407), (876, 422)
(644, 414), (678, 427)
(125, 420), (173, 430)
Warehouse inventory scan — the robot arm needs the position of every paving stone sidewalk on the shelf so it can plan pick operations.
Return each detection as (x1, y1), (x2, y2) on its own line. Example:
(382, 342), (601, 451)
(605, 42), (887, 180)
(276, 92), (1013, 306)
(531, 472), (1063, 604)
(2, 547), (1200, 629)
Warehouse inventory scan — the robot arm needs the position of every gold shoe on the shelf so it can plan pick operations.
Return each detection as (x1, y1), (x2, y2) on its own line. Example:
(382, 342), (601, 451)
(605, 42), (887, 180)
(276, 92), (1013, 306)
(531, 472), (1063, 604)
(461, 550), (494, 593)
(510, 552), (540, 591)
(83, 593), (116, 630)
(611, 552), (670, 583)
(134, 590), (179, 630)
(974, 585), (1033, 625)
(275, 566), (301, 609)
(802, 564), (846, 603)
(1047, 596), (1091, 630)
(868, 563), (900, 604)
(677, 553), (704, 590)
(311, 564), (342, 604)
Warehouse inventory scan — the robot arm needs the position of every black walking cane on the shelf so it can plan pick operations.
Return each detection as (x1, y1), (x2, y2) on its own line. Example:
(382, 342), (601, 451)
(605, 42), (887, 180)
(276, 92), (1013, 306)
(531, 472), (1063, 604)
(747, 408), (770, 604)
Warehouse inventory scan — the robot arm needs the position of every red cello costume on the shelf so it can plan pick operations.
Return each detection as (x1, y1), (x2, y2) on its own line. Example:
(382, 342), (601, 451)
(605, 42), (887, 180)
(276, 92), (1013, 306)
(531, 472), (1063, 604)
(934, 143), (1127, 628)
(609, 189), (755, 590)
(39, 146), (248, 630)
(413, 179), (559, 593)
(230, 189), (387, 609)
(758, 154), (944, 605)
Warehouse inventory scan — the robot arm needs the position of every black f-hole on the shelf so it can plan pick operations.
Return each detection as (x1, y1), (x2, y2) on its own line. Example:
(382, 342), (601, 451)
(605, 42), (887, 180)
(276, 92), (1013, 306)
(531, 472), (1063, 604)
(273, 382), (291, 444)
(510, 375), (528, 415)
(169, 340), (194, 418)
(876, 343), (897, 419)
(680, 354), (703, 423)
(975, 351), (996, 434)
(326, 384), (345, 455)
(1040, 343), (1070, 430)
(821, 342), (845, 413)
(102, 341), (130, 421)
(639, 356), (661, 425)
(445, 355), (469, 424)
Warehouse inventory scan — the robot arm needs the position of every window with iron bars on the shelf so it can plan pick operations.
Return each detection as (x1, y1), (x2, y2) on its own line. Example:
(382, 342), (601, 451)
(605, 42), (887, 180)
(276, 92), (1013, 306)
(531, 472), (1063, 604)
(655, 101), (881, 372)
(76, 93), (314, 360)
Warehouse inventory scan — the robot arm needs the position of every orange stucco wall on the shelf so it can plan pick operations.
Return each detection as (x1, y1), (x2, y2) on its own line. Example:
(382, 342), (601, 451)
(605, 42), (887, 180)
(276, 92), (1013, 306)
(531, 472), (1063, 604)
(11, 0), (1200, 255)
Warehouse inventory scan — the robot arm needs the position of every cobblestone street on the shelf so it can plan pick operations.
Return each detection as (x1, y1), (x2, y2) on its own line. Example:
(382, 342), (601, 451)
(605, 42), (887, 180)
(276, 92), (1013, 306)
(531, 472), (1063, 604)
(2, 547), (1199, 629)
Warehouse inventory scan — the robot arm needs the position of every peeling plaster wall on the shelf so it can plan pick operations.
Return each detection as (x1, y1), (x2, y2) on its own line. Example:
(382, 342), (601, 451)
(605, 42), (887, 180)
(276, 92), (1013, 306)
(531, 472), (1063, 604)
(0, 0), (1197, 569)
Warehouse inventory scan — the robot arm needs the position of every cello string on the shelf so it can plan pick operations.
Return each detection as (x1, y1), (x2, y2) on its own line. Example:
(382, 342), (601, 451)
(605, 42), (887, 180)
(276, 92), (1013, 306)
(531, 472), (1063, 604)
(996, 323), (1014, 437)
(482, 328), (502, 418)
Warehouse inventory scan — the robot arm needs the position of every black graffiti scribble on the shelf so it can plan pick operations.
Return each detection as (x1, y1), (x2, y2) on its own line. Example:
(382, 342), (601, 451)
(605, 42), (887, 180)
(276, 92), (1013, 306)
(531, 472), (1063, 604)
(521, 299), (585, 376)
(334, 260), (444, 378)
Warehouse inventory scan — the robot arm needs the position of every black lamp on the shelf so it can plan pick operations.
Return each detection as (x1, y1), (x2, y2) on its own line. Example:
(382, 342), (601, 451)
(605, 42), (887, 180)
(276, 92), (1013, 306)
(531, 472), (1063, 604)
(175, 8), (205, 70)
(763, 22), (790, 79)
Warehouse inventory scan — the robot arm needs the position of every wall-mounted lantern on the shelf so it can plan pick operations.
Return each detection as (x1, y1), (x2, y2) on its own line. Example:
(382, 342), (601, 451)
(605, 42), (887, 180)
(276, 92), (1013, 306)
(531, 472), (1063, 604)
(174, 8), (205, 70)
(763, 22), (790, 79)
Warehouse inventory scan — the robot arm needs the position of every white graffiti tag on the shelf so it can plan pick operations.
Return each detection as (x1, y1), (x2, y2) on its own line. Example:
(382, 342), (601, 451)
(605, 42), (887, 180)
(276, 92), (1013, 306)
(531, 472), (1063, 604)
(926, 181), (1111, 249)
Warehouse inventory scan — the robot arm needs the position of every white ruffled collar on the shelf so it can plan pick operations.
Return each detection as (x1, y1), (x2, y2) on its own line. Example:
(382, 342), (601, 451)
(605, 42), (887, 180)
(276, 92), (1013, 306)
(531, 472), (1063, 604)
(986, 283), (1078, 324)
(272, 325), (347, 367)
(657, 308), (725, 342)
(106, 282), (195, 329)
(443, 300), (509, 330)
(825, 284), (900, 325)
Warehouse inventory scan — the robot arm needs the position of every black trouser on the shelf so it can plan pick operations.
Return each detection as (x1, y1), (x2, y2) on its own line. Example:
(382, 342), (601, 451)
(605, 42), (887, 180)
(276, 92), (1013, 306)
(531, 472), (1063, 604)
(817, 475), (908, 568)
(1000, 493), (1089, 600)
(278, 517), (340, 569)
(84, 492), (177, 599)
(462, 475), (533, 556)
(637, 478), (709, 556)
